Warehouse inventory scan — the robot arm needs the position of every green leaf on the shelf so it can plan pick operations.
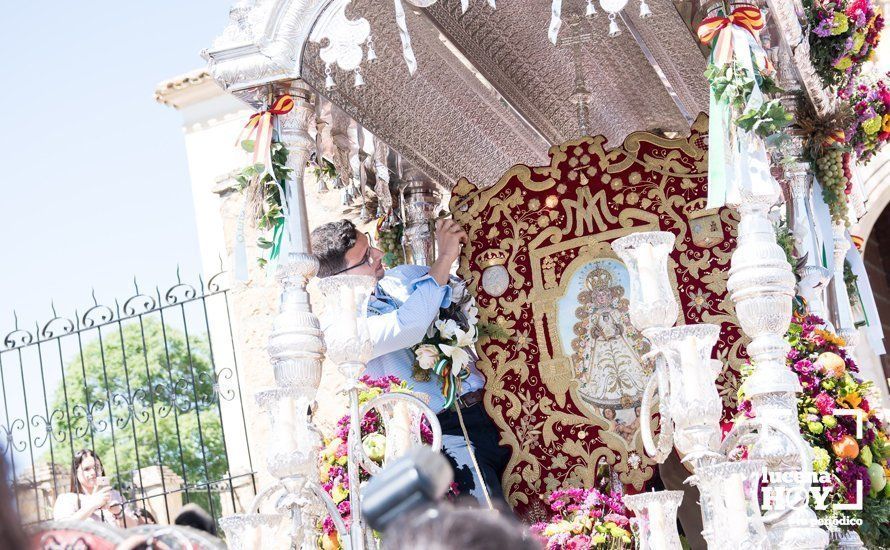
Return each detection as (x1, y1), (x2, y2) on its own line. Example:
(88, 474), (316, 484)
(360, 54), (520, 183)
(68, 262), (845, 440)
(478, 322), (511, 341)
(241, 139), (256, 153)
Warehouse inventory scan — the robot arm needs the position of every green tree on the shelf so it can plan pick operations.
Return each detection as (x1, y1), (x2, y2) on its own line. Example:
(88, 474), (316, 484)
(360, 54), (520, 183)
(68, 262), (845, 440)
(50, 318), (228, 518)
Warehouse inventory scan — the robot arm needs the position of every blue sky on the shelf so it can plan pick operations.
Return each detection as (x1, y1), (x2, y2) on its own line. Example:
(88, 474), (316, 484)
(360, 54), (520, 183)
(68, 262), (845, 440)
(0, 1), (230, 337)
(0, 3), (234, 470)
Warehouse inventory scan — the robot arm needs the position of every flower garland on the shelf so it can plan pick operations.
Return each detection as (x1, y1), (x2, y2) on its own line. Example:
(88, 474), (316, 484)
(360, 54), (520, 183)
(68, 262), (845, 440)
(845, 76), (890, 162)
(233, 140), (292, 270)
(317, 375), (456, 549)
(737, 315), (890, 545)
(804, 0), (884, 93)
(529, 487), (633, 549)
(232, 95), (297, 274)
(412, 279), (507, 409)
(697, 5), (791, 208)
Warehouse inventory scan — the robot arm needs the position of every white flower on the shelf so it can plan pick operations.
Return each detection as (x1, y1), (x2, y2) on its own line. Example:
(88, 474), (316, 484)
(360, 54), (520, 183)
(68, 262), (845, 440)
(435, 319), (459, 339)
(462, 301), (479, 329)
(414, 344), (439, 370)
(453, 325), (476, 348)
(438, 343), (471, 373)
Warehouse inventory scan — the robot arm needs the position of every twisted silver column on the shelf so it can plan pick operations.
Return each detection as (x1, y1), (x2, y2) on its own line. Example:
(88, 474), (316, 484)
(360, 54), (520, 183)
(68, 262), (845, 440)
(784, 143), (832, 323)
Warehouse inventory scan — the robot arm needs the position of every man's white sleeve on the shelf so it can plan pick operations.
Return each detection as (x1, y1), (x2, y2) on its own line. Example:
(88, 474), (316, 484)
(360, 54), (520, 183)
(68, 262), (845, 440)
(367, 275), (452, 359)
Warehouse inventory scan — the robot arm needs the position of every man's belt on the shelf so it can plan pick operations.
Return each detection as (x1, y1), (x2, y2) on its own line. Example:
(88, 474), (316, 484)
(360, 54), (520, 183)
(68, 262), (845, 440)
(454, 389), (484, 410)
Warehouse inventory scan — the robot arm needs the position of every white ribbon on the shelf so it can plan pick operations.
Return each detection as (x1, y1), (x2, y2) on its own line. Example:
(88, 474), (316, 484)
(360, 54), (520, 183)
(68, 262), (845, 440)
(234, 193), (250, 281)
(726, 129), (777, 205)
(811, 179), (836, 273)
(394, 0), (418, 75)
(461, 0), (468, 12)
(548, 0), (562, 44)
(845, 233), (885, 354)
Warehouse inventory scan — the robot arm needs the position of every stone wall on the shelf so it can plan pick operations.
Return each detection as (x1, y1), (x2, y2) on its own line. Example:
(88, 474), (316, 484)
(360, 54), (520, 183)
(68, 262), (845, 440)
(216, 169), (377, 491)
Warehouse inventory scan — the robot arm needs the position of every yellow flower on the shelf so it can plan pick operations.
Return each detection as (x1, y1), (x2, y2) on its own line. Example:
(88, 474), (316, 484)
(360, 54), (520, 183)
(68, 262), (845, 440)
(831, 12), (849, 35)
(816, 330), (846, 347)
(852, 30), (866, 53)
(331, 483), (349, 504)
(862, 116), (883, 136)
(358, 387), (382, 405)
(837, 392), (862, 409)
(321, 531), (341, 550)
(543, 520), (574, 536)
(882, 114), (890, 133)
(834, 56), (853, 70)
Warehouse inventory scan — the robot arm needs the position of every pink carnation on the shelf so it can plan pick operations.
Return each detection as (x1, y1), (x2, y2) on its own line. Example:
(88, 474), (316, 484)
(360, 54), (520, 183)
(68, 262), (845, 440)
(815, 392), (836, 416)
(565, 534), (591, 550)
(604, 512), (630, 527)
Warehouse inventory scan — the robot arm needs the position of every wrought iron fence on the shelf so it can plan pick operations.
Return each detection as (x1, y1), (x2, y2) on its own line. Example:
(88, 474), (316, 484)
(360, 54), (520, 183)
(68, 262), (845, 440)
(1, 271), (256, 530)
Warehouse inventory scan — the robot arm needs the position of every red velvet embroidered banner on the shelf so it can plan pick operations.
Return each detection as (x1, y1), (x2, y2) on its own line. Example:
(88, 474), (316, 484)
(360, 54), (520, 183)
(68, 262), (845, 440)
(452, 115), (746, 521)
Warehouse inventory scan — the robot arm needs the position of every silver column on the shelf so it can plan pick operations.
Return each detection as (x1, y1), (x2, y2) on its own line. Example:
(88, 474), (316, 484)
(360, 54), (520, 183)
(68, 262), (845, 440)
(726, 161), (828, 548)
(399, 166), (441, 267)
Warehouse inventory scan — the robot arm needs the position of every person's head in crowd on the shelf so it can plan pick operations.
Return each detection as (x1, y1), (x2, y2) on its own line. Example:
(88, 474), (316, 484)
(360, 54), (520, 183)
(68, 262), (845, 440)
(311, 219), (385, 280)
(71, 448), (105, 495)
(134, 507), (157, 525)
(383, 506), (541, 550)
(0, 447), (27, 550)
(116, 534), (173, 550)
(174, 503), (216, 536)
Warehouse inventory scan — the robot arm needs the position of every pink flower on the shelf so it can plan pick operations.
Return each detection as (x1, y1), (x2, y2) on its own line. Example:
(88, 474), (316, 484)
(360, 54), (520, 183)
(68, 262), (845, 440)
(565, 534), (591, 550)
(604, 512), (630, 527)
(815, 392), (836, 416)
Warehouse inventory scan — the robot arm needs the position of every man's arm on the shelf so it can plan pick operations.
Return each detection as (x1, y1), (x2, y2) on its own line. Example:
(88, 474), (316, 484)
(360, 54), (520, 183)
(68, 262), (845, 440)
(367, 219), (467, 359)
(427, 219), (467, 285)
(367, 276), (450, 359)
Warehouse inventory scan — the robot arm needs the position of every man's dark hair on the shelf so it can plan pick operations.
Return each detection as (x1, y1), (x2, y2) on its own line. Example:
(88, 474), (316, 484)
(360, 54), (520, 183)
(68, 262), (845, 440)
(310, 219), (358, 277)
(174, 503), (216, 536)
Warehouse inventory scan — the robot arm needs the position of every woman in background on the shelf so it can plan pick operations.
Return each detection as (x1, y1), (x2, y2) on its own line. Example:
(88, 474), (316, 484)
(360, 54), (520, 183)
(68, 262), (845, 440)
(53, 449), (141, 527)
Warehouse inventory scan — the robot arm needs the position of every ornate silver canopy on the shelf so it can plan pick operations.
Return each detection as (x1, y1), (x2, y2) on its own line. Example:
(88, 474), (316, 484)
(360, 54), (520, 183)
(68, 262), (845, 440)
(204, 0), (709, 188)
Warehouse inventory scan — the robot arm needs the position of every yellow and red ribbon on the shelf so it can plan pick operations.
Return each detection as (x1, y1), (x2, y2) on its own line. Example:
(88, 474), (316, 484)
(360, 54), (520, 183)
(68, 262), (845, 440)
(697, 6), (766, 67)
(236, 95), (295, 178)
(699, 5), (772, 210)
(697, 6), (764, 43)
(823, 129), (847, 148)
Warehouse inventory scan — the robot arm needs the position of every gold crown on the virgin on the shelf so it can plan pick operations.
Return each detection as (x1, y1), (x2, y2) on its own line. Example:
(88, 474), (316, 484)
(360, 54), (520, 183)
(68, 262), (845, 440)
(477, 249), (509, 269)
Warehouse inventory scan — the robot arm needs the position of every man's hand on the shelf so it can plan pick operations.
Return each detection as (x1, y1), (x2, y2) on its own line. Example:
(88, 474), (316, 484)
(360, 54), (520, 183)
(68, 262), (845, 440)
(436, 219), (467, 263)
(429, 219), (467, 285)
